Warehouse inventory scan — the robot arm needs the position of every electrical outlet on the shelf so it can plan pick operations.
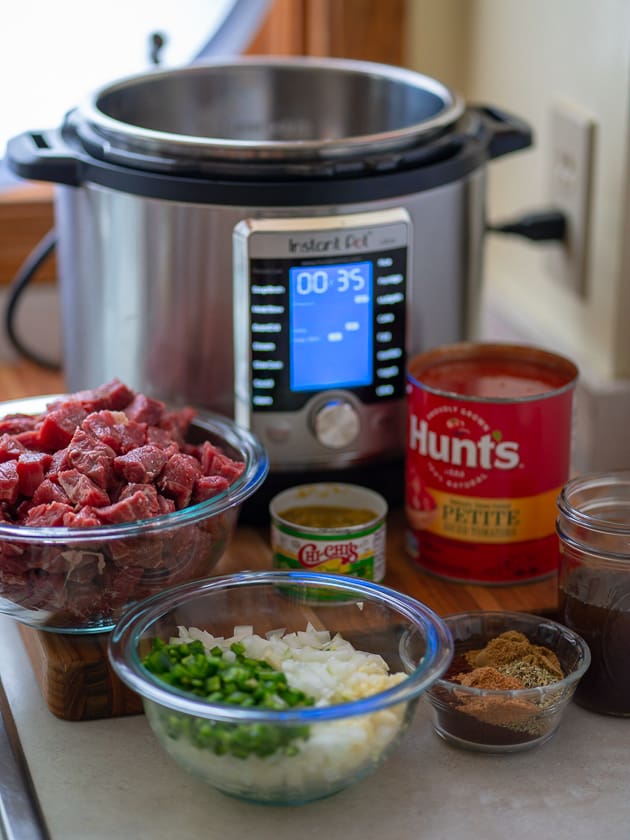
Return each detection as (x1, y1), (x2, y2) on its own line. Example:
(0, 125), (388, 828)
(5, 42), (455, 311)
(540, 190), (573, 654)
(547, 101), (596, 296)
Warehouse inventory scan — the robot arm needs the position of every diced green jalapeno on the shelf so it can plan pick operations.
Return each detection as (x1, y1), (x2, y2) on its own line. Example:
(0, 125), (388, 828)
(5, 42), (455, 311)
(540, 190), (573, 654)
(142, 636), (314, 760)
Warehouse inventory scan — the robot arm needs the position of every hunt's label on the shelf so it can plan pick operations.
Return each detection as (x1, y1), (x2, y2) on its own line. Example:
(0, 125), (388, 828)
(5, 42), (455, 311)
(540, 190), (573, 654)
(405, 345), (577, 583)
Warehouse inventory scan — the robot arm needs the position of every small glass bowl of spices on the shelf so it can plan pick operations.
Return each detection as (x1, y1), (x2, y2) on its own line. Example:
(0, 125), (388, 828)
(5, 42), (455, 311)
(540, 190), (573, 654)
(424, 611), (590, 753)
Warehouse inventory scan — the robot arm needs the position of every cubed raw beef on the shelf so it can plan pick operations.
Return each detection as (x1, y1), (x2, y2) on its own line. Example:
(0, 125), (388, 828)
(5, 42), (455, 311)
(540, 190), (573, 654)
(102, 564), (144, 610)
(109, 534), (164, 571)
(38, 403), (88, 451)
(157, 495), (176, 515)
(57, 378), (135, 412)
(158, 453), (202, 509)
(0, 413), (39, 435)
(124, 393), (165, 426)
(15, 499), (35, 522)
(116, 420), (148, 454)
(193, 474), (230, 502)
(62, 507), (103, 528)
(146, 426), (173, 448)
(199, 440), (245, 482)
(0, 542), (26, 575)
(61, 583), (101, 620)
(65, 428), (116, 489)
(58, 469), (111, 507)
(158, 407), (196, 447)
(25, 569), (68, 611)
(31, 478), (70, 506)
(23, 501), (75, 527)
(95, 489), (156, 524)
(146, 425), (180, 456)
(117, 483), (161, 517)
(17, 452), (53, 498)
(162, 528), (203, 584)
(0, 576), (34, 607)
(82, 410), (147, 455)
(14, 429), (44, 449)
(0, 433), (26, 463)
(113, 445), (167, 484)
(62, 551), (104, 584)
(0, 461), (20, 504)
(44, 447), (70, 480)
(27, 543), (78, 574)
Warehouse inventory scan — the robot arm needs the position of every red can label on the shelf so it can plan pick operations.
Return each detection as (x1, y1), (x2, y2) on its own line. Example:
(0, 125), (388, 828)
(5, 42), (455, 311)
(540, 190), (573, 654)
(405, 345), (577, 583)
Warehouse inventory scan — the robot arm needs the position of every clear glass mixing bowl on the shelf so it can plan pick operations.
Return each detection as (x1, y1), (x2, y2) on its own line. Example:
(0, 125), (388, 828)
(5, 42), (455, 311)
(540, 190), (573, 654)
(108, 570), (454, 805)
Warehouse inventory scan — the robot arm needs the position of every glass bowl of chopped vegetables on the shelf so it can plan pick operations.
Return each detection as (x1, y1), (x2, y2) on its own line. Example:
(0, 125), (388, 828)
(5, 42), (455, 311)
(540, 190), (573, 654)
(107, 570), (454, 805)
(0, 381), (268, 633)
(424, 610), (591, 754)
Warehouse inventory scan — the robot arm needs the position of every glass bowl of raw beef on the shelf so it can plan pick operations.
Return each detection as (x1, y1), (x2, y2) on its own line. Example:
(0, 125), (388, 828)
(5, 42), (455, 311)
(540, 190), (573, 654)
(0, 380), (268, 633)
(108, 570), (454, 805)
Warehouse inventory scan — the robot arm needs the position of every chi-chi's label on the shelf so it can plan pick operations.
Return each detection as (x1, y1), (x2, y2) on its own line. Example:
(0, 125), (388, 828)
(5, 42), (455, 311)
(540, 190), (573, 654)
(297, 541), (359, 567)
(406, 369), (575, 583)
(271, 521), (386, 596)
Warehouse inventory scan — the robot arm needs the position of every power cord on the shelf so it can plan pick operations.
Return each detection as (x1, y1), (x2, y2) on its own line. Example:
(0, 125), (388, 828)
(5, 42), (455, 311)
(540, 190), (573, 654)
(487, 209), (567, 242)
(4, 227), (61, 371)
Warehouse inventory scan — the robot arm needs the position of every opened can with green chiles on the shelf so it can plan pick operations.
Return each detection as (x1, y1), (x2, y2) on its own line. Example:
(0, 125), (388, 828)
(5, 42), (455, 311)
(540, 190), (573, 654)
(269, 483), (387, 596)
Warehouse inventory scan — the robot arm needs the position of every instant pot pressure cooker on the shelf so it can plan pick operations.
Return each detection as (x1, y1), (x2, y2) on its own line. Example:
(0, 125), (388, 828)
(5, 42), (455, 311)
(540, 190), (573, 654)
(6, 57), (532, 503)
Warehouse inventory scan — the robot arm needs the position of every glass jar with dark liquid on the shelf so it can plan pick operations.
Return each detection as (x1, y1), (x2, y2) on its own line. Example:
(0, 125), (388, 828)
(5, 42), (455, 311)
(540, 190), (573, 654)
(557, 472), (630, 716)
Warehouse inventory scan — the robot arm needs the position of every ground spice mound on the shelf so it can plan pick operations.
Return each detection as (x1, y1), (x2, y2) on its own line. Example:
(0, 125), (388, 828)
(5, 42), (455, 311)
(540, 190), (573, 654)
(465, 630), (564, 684)
(455, 694), (538, 727)
(500, 659), (560, 688)
(445, 629), (567, 737)
(455, 666), (524, 691)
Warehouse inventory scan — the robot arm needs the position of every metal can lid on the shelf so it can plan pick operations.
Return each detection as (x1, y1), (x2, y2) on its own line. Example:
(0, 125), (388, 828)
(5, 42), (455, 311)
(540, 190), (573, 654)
(269, 482), (388, 535)
(407, 341), (578, 404)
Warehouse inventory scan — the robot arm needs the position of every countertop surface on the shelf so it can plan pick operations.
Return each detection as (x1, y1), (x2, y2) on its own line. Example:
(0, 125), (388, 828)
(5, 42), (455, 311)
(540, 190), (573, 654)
(1, 613), (629, 840)
(0, 361), (628, 839)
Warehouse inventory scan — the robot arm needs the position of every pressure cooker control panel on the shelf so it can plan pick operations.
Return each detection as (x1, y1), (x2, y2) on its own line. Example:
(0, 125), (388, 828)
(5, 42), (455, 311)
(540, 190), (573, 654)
(233, 209), (410, 468)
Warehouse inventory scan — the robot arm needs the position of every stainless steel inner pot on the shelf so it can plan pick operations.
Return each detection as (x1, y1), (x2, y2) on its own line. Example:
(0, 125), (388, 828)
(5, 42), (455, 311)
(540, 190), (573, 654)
(79, 57), (465, 165)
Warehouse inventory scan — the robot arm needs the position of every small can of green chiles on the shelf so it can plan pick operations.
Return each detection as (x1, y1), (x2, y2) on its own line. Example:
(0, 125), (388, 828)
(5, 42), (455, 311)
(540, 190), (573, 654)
(270, 483), (388, 597)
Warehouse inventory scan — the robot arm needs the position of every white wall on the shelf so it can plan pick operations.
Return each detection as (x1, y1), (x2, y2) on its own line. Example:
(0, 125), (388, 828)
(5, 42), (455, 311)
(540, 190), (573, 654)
(406, 0), (630, 383)
(406, 0), (630, 472)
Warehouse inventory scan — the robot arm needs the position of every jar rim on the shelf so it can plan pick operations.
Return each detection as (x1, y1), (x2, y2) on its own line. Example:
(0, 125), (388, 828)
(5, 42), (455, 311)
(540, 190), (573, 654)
(557, 470), (630, 544)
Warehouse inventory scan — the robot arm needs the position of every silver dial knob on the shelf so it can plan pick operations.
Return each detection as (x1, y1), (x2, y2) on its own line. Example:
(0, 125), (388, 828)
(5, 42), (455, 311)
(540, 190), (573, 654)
(313, 400), (360, 449)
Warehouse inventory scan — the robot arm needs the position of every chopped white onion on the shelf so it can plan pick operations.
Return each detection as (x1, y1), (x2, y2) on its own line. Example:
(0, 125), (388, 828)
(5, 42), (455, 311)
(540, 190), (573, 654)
(172, 625), (405, 705)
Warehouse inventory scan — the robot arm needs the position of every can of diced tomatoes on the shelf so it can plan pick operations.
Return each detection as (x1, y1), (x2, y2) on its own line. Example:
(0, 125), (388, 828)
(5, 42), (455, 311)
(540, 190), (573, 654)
(406, 342), (578, 584)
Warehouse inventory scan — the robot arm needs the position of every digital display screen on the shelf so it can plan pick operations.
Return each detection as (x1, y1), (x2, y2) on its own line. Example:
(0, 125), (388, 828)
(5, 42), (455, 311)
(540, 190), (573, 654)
(289, 261), (373, 391)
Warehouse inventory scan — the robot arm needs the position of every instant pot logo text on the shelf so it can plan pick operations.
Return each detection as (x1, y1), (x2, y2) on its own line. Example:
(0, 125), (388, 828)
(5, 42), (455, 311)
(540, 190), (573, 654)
(297, 542), (359, 567)
(409, 414), (520, 471)
(288, 230), (372, 254)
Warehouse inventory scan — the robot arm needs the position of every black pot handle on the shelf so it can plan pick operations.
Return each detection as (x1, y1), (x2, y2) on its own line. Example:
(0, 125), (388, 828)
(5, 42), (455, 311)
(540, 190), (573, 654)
(476, 104), (533, 160)
(5, 129), (81, 186)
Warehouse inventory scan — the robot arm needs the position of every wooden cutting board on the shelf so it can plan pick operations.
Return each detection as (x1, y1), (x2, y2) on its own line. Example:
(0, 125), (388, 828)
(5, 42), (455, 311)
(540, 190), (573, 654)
(18, 625), (144, 720)
(18, 510), (559, 721)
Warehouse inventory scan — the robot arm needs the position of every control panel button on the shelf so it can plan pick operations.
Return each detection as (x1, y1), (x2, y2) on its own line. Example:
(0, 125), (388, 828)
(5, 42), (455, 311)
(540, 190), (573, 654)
(313, 400), (360, 449)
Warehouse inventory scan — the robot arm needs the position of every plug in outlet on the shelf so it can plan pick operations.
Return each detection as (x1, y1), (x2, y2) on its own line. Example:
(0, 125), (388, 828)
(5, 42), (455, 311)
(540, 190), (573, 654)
(547, 101), (596, 295)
